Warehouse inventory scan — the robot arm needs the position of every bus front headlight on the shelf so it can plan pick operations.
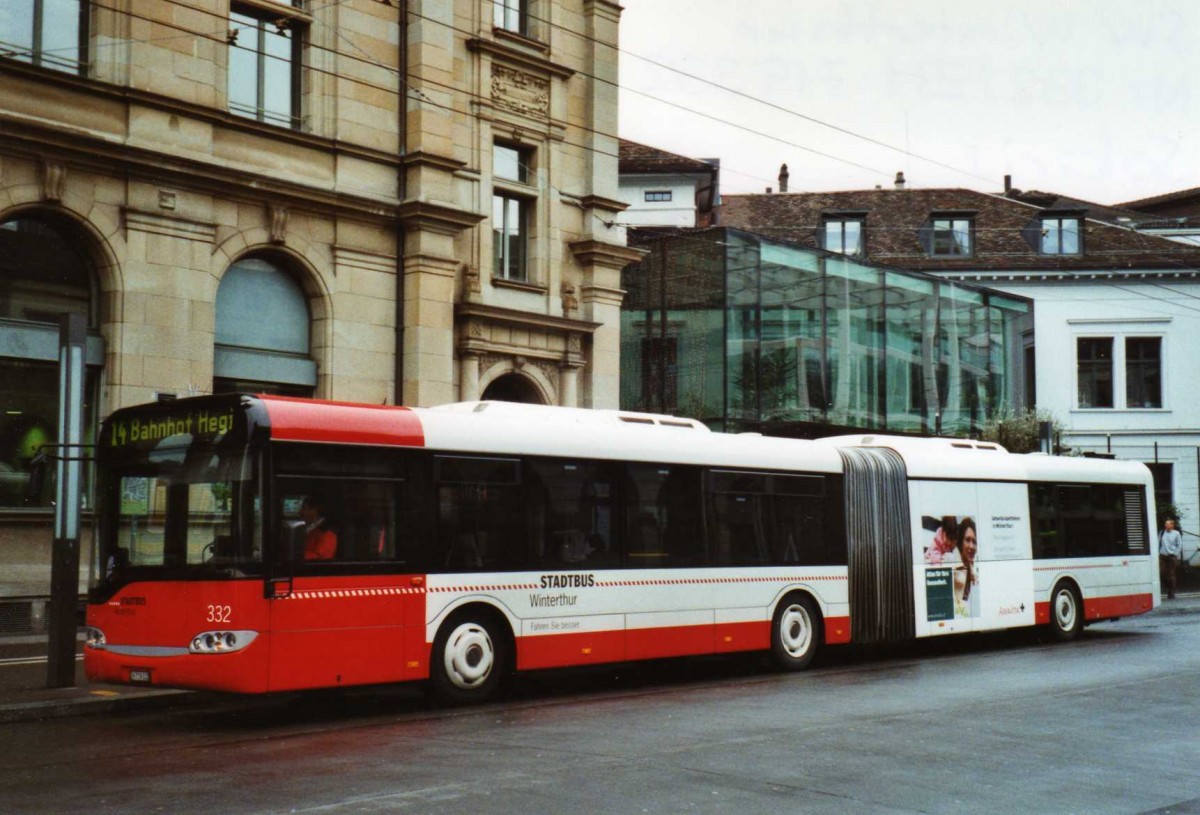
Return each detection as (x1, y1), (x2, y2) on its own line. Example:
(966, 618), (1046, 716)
(189, 630), (258, 654)
(85, 627), (107, 650)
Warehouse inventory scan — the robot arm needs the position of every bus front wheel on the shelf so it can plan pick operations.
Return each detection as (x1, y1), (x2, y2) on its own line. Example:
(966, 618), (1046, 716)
(1048, 582), (1083, 642)
(431, 611), (508, 705)
(771, 594), (821, 671)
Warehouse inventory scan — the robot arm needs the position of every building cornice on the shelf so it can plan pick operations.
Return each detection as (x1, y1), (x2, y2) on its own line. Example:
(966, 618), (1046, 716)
(569, 238), (646, 270)
(456, 303), (601, 335)
(0, 117), (400, 221)
(397, 200), (486, 235)
(466, 38), (576, 80)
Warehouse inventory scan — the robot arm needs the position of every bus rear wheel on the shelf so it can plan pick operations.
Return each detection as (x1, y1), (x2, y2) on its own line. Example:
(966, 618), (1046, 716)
(431, 612), (508, 705)
(771, 594), (821, 671)
(1048, 582), (1083, 642)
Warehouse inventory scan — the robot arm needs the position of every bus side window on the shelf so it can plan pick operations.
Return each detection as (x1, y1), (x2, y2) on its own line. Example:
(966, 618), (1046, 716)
(527, 458), (619, 569)
(434, 456), (524, 571)
(707, 471), (768, 566)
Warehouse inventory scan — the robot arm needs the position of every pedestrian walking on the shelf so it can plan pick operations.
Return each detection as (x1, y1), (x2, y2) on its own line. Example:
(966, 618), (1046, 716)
(1159, 518), (1183, 599)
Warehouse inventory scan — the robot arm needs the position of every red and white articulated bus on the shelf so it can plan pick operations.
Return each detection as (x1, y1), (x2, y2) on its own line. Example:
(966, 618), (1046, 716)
(85, 394), (1159, 703)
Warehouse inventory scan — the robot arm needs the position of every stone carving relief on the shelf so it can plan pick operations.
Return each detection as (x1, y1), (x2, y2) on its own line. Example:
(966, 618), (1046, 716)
(41, 160), (65, 203)
(491, 64), (549, 119)
(269, 205), (288, 244)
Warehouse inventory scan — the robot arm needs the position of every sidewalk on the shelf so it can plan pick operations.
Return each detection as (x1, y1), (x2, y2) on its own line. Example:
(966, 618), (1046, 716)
(0, 635), (198, 724)
(3, 595), (1199, 723)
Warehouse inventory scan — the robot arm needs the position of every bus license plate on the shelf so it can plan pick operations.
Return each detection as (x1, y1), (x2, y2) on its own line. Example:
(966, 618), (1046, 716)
(129, 669), (151, 683)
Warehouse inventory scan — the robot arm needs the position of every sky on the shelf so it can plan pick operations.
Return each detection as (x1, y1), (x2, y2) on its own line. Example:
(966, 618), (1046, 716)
(617, 0), (1199, 205)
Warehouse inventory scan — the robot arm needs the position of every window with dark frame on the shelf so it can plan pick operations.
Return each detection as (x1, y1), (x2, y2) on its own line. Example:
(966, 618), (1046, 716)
(493, 0), (527, 35)
(228, 5), (302, 128)
(1145, 463), (1173, 519)
(931, 217), (973, 256)
(644, 190), (672, 203)
(1125, 337), (1162, 408)
(1040, 216), (1082, 255)
(823, 218), (864, 255)
(493, 142), (533, 282)
(0, 0), (88, 74)
(1077, 337), (1114, 408)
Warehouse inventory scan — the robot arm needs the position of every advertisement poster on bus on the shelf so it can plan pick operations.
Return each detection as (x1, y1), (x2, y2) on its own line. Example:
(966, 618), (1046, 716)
(910, 480), (1036, 634)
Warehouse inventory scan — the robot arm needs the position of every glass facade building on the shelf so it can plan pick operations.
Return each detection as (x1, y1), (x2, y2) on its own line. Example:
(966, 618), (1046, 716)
(621, 228), (1031, 437)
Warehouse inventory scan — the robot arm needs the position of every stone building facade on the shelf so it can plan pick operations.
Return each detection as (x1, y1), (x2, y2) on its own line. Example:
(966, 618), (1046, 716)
(0, 0), (635, 617)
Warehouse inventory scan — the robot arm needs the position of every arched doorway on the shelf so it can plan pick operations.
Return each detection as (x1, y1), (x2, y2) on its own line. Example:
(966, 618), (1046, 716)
(481, 373), (543, 404)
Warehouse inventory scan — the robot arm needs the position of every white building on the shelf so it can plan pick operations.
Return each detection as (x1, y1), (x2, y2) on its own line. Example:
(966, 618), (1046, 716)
(617, 140), (718, 228)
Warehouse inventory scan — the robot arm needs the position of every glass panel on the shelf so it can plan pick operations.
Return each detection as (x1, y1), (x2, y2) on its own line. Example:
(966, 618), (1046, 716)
(41, 0), (81, 71)
(107, 452), (257, 575)
(1125, 336), (1162, 408)
(494, 143), (524, 183)
(525, 459), (619, 568)
(494, 0), (523, 32)
(933, 218), (971, 256)
(623, 464), (703, 566)
(261, 22), (294, 127)
(216, 258), (309, 353)
(1061, 218), (1080, 254)
(825, 257), (883, 428)
(228, 13), (259, 116)
(0, 0), (35, 59)
(436, 463), (525, 571)
(1077, 337), (1114, 408)
(276, 477), (399, 563)
(1040, 219), (1060, 254)
(0, 359), (99, 509)
(885, 272), (935, 433)
(491, 195), (525, 280)
(0, 218), (94, 325)
(936, 284), (986, 436)
(843, 220), (862, 254)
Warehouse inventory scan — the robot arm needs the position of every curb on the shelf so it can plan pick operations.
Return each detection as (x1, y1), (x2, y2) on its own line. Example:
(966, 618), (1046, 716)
(0, 689), (198, 724)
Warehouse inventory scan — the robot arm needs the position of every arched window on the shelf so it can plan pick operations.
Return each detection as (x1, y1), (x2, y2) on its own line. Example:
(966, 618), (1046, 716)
(0, 215), (102, 508)
(213, 256), (316, 396)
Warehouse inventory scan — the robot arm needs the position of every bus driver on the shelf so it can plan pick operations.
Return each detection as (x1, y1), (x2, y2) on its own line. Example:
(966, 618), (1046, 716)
(299, 494), (338, 560)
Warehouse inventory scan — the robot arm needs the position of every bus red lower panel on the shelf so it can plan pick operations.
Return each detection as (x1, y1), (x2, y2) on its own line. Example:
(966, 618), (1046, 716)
(824, 616), (851, 645)
(517, 630), (625, 671)
(1034, 592), (1154, 625)
(85, 646), (270, 694)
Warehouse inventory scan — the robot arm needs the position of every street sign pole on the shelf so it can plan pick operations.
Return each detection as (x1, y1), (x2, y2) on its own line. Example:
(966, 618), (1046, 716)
(47, 313), (86, 688)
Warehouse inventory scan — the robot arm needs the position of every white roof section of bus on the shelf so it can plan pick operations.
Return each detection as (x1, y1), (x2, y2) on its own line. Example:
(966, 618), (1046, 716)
(815, 433), (1152, 485)
(417, 402), (844, 472)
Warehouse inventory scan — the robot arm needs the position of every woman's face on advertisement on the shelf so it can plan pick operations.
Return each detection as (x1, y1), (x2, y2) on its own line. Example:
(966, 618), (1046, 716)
(962, 527), (977, 562)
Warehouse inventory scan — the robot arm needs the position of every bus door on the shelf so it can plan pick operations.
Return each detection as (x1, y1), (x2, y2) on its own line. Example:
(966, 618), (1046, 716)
(838, 447), (916, 644)
(265, 475), (416, 691)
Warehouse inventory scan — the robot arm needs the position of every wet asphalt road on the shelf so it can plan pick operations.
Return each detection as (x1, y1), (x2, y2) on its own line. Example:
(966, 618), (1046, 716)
(2, 609), (1199, 815)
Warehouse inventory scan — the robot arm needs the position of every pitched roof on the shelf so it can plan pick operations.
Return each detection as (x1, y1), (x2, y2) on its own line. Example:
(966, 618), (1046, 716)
(717, 187), (1200, 273)
(619, 139), (716, 176)
(1117, 186), (1200, 212)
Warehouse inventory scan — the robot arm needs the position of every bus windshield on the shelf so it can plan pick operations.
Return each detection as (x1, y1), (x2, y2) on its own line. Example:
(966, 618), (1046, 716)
(95, 442), (261, 588)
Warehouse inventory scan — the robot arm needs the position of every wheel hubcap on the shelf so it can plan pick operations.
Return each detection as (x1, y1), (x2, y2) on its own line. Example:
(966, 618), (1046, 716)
(1055, 591), (1076, 629)
(779, 604), (812, 658)
(443, 623), (494, 690)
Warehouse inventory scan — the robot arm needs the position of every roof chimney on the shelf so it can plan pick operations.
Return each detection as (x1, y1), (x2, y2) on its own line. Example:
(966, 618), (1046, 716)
(1004, 174), (1012, 195)
(894, 171), (906, 190)
(766, 187), (773, 194)
(778, 163), (789, 193)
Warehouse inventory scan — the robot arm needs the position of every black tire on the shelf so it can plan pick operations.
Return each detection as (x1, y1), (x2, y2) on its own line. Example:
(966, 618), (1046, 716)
(1048, 582), (1083, 642)
(770, 594), (822, 671)
(430, 611), (509, 705)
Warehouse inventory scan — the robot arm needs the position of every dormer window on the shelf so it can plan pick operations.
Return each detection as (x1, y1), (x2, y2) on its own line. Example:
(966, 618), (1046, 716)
(822, 216), (865, 255)
(930, 216), (973, 256)
(1040, 215), (1082, 255)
